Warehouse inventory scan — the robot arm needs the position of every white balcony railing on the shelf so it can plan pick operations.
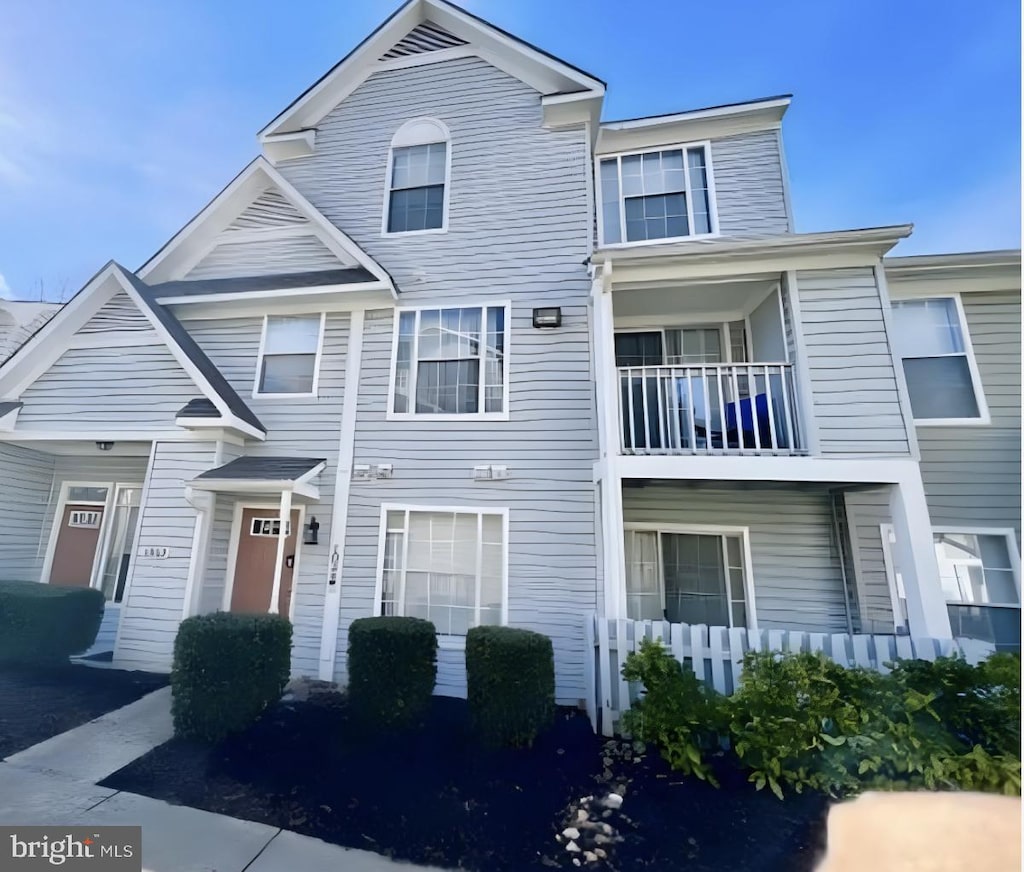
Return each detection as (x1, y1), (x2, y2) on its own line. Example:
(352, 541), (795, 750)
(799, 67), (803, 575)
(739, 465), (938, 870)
(618, 363), (803, 456)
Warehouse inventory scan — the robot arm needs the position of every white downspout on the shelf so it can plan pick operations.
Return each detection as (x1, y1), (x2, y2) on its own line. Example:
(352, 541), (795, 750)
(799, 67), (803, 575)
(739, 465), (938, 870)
(269, 488), (292, 616)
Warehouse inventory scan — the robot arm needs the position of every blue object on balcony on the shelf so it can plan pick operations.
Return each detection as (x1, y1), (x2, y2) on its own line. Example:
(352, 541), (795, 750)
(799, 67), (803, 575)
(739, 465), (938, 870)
(724, 393), (782, 448)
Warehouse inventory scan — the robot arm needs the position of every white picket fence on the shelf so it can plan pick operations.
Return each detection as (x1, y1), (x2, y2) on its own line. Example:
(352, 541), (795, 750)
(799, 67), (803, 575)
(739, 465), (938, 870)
(583, 614), (995, 737)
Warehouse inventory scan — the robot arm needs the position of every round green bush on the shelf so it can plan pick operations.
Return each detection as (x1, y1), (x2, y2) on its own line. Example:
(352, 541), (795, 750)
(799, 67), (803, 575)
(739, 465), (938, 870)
(0, 581), (105, 663)
(347, 616), (437, 730)
(171, 612), (292, 743)
(466, 625), (555, 747)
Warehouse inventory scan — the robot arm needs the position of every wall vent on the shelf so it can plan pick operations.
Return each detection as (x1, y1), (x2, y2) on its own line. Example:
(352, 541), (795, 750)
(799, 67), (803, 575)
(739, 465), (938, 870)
(380, 21), (469, 60)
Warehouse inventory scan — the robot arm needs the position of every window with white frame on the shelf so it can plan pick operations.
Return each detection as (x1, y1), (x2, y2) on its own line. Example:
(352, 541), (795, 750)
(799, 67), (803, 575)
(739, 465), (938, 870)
(625, 529), (750, 626)
(934, 531), (1020, 651)
(599, 145), (715, 245)
(256, 314), (323, 395)
(379, 509), (505, 638)
(393, 305), (507, 415)
(891, 298), (983, 421)
(384, 119), (450, 234)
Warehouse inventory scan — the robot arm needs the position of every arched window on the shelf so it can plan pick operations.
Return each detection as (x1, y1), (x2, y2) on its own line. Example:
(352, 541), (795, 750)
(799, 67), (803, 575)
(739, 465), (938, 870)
(383, 118), (451, 235)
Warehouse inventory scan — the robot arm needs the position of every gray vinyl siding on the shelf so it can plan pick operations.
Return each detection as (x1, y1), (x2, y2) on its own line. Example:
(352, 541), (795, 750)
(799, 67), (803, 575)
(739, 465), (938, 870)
(17, 344), (201, 431)
(184, 235), (347, 280)
(115, 441), (213, 671)
(182, 313), (350, 675)
(797, 268), (912, 456)
(710, 129), (790, 238)
(276, 55), (597, 701)
(916, 290), (1022, 544)
(0, 442), (55, 581)
(227, 190), (307, 230)
(622, 484), (850, 633)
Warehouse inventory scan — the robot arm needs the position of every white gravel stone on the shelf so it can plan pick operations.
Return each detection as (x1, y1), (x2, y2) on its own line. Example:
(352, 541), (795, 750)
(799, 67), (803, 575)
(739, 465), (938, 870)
(604, 793), (623, 810)
(566, 840), (581, 853)
(562, 827), (580, 840)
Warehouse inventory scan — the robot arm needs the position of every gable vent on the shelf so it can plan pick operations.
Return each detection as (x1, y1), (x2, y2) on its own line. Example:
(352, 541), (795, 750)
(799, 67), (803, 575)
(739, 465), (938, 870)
(381, 21), (468, 60)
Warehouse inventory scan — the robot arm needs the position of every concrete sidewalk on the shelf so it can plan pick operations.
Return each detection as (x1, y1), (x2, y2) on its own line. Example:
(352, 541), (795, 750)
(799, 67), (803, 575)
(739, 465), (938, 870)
(0, 688), (448, 872)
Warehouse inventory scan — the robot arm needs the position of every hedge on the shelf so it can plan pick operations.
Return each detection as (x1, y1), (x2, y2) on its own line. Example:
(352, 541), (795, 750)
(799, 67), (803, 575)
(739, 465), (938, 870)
(0, 581), (104, 663)
(348, 616), (437, 730)
(466, 625), (555, 747)
(171, 612), (292, 742)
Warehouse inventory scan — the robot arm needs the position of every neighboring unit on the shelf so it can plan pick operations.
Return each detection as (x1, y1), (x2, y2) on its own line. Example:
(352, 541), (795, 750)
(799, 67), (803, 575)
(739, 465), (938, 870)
(0, 0), (1017, 705)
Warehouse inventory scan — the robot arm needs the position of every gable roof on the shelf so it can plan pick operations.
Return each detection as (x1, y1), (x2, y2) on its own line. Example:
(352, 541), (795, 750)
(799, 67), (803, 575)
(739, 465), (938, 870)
(137, 158), (394, 293)
(0, 262), (265, 438)
(259, 0), (604, 142)
(149, 267), (376, 302)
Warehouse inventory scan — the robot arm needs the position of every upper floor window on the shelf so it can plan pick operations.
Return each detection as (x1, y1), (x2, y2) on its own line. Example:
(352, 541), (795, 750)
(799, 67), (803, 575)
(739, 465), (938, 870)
(383, 118), (451, 235)
(891, 297), (986, 423)
(598, 144), (716, 246)
(391, 304), (508, 418)
(255, 314), (324, 396)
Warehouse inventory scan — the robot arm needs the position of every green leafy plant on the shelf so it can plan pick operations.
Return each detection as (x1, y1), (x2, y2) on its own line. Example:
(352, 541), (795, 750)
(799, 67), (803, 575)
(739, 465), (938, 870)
(347, 616), (437, 730)
(0, 580), (104, 664)
(466, 625), (555, 747)
(171, 612), (292, 743)
(621, 639), (726, 784)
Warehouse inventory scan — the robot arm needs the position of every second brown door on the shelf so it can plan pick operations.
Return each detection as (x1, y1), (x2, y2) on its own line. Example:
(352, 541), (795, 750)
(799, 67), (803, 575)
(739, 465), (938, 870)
(230, 508), (300, 616)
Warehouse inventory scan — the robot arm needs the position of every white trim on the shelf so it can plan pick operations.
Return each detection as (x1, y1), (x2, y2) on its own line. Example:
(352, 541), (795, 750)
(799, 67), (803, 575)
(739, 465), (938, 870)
(622, 522), (758, 630)
(222, 499), (306, 622)
(154, 282), (391, 309)
(617, 455), (923, 484)
(318, 308), (365, 679)
(381, 118), (452, 237)
(66, 333), (159, 350)
(777, 128), (795, 233)
(874, 262), (921, 460)
(372, 45), (477, 72)
(258, 0), (604, 140)
(253, 312), (326, 399)
(595, 140), (719, 249)
(188, 476), (323, 501)
(138, 158), (394, 289)
(385, 300), (512, 421)
(890, 292), (991, 427)
(93, 482), (144, 602)
(782, 270), (819, 454)
(371, 503), (510, 636)
(2, 430), (235, 443)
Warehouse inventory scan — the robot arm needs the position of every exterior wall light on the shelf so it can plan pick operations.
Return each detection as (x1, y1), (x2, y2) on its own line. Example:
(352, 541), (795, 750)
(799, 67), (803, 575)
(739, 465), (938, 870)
(96, 441), (114, 451)
(532, 306), (562, 328)
(304, 515), (320, 545)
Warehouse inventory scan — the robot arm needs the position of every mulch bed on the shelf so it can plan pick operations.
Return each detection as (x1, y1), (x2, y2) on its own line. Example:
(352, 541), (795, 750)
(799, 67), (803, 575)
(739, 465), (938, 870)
(0, 663), (168, 759)
(102, 690), (828, 871)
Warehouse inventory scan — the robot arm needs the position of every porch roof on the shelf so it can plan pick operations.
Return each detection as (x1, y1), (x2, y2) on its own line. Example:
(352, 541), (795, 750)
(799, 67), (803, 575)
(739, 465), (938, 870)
(190, 455), (327, 500)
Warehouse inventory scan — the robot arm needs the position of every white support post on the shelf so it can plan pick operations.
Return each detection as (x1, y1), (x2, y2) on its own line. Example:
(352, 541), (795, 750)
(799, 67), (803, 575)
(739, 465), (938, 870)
(181, 487), (214, 619)
(781, 270), (821, 455)
(318, 309), (365, 680)
(269, 489), (292, 615)
(889, 470), (952, 639)
(592, 262), (627, 618)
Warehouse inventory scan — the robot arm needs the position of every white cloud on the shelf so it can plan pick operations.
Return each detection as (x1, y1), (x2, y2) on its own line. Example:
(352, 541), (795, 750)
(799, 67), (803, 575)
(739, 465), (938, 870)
(0, 273), (11, 299)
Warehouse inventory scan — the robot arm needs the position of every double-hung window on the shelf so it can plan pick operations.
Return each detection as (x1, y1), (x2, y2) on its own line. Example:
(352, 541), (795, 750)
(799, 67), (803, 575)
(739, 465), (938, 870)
(599, 144), (715, 245)
(256, 314), (323, 396)
(392, 305), (508, 417)
(891, 298), (985, 422)
(384, 118), (450, 234)
(934, 530), (1020, 651)
(624, 528), (752, 627)
(379, 508), (506, 639)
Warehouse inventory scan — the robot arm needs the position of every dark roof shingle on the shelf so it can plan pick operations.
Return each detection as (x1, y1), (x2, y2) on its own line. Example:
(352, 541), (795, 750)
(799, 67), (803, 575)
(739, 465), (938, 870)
(194, 456), (326, 481)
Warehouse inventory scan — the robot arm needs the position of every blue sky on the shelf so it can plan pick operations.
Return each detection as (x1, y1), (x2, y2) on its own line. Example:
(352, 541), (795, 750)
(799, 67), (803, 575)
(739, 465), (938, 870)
(0, 0), (1019, 300)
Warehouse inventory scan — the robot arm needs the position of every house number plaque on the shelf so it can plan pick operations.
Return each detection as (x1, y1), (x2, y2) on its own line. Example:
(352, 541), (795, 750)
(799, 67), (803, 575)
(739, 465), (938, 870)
(138, 546), (170, 559)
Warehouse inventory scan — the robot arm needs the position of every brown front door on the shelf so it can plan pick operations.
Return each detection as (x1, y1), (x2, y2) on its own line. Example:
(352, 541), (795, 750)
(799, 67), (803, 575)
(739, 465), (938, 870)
(230, 508), (300, 615)
(49, 504), (105, 587)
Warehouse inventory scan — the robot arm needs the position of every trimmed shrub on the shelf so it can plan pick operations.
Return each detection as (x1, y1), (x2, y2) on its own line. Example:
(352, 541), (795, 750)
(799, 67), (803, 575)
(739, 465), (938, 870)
(466, 625), (555, 747)
(348, 616), (437, 730)
(621, 638), (726, 784)
(0, 581), (104, 663)
(171, 612), (291, 742)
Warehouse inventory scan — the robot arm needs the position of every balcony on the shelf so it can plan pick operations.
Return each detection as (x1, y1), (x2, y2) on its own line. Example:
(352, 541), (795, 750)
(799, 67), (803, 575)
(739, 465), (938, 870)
(618, 363), (803, 456)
